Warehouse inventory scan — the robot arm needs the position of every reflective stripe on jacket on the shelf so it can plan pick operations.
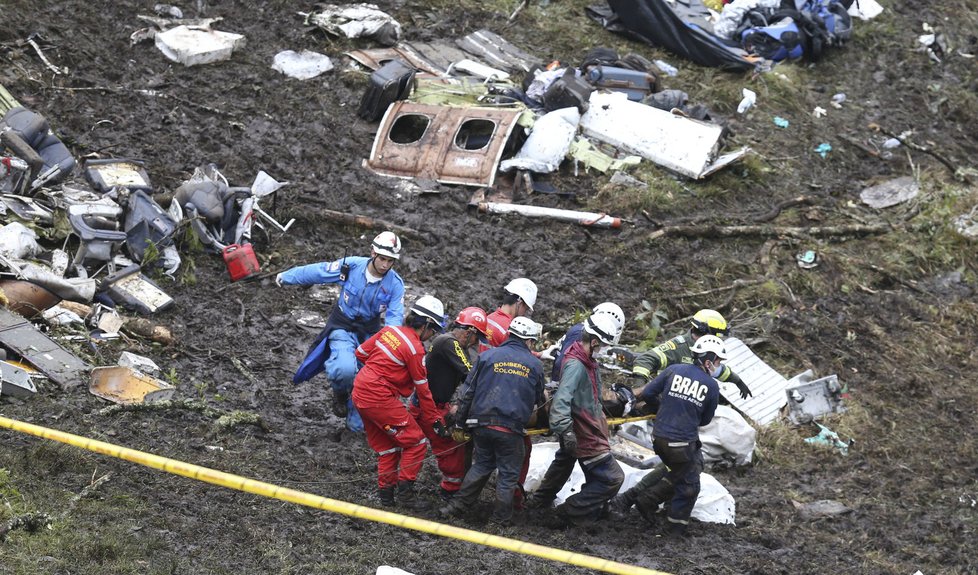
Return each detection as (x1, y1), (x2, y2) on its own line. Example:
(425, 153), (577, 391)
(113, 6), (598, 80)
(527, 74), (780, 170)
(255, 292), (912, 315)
(353, 325), (438, 424)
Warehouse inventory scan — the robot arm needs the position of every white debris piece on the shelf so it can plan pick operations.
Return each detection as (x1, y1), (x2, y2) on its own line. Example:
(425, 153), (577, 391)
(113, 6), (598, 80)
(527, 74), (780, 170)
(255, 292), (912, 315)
(0, 222), (40, 259)
(848, 0), (884, 20)
(581, 91), (749, 179)
(118, 351), (162, 377)
(451, 59), (510, 81)
(525, 442), (737, 524)
(699, 405), (757, 466)
(737, 88), (756, 114)
(859, 176), (919, 209)
(155, 25), (246, 66)
(304, 4), (401, 46)
(499, 107), (580, 173)
(377, 568), (415, 575)
(272, 50), (334, 80)
(41, 305), (84, 325)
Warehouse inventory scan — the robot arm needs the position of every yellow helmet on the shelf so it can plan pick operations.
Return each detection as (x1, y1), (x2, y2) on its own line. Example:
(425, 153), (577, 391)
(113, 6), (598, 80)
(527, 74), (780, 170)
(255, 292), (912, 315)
(691, 309), (728, 337)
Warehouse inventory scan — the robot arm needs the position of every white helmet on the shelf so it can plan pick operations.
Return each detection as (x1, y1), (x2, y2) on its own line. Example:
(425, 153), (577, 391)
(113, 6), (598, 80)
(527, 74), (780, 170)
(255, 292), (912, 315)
(371, 231), (402, 260)
(504, 277), (537, 311)
(690, 335), (728, 360)
(583, 313), (617, 346)
(508, 316), (542, 340)
(411, 295), (445, 329)
(592, 302), (624, 333)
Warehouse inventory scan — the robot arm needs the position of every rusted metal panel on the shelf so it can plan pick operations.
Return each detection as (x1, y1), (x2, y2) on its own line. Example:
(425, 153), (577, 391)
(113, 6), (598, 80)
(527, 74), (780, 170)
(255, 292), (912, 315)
(345, 45), (445, 78)
(366, 102), (521, 188)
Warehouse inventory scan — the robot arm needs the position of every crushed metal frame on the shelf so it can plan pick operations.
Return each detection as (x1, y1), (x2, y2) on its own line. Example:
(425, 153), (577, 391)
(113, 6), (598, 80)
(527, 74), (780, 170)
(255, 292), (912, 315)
(365, 102), (522, 188)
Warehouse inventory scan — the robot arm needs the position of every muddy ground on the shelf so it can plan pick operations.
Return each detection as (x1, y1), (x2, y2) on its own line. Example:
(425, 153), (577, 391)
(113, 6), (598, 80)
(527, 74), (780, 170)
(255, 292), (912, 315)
(1, 1), (977, 574)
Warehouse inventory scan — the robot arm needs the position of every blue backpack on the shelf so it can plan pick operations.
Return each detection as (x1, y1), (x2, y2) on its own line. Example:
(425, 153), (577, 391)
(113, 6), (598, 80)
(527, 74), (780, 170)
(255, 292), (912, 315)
(737, 0), (853, 62)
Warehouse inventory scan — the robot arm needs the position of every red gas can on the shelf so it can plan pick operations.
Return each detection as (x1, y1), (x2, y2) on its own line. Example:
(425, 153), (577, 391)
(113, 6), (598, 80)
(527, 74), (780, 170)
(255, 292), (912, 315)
(222, 243), (260, 282)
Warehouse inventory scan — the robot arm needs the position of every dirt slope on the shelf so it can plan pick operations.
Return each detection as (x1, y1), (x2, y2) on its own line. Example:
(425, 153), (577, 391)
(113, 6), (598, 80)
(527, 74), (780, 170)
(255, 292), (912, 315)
(1, 1), (976, 574)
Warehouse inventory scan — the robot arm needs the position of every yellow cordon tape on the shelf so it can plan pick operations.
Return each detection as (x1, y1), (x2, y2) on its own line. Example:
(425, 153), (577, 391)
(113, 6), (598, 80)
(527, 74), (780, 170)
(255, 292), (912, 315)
(526, 414), (655, 436)
(0, 415), (671, 575)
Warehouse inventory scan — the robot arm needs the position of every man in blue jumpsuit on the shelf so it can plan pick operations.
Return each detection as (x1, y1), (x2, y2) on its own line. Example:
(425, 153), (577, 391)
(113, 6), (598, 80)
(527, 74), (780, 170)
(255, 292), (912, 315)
(628, 335), (724, 536)
(276, 231), (405, 432)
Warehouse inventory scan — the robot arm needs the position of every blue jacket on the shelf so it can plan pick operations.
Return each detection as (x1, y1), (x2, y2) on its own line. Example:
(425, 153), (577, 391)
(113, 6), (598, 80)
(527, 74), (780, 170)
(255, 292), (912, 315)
(280, 256), (404, 325)
(284, 256), (405, 384)
(550, 322), (585, 381)
(639, 362), (719, 442)
(455, 335), (545, 435)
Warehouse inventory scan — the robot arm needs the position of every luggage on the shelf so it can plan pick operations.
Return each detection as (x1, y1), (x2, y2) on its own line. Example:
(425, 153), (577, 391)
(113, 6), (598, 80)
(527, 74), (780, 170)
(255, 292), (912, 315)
(736, 0), (853, 62)
(584, 65), (657, 101)
(543, 68), (593, 113)
(358, 59), (417, 122)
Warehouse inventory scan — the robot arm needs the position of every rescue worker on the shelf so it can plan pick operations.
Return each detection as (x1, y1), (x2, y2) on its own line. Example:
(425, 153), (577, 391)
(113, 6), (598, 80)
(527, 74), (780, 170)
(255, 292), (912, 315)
(549, 301), (626, 382)
(629, 309), (752, 402)
(352, 295), (447, 510)
(625, 335), (724, 536)
(439, 317), (546, 525)
(408, 306), (490, 500)
(277, 231), (405, 432)
(479, 277), (539, 509)
(526, 314), (625, 522)
(482, 277), (538, 349)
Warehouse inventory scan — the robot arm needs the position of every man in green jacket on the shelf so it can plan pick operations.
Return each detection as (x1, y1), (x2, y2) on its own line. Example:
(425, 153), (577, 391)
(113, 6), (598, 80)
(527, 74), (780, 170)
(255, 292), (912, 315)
(629, 309), (752, 402)
(526, 314), (624, 522)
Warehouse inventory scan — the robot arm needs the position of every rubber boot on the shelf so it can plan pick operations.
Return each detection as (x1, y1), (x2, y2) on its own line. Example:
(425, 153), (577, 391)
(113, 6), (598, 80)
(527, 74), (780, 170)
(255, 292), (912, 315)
(524, 492), (555, 509)
(396, 481), (429, 512)
(437, 499), (461, 518)
(609, 488), (637, 515)
(665, 518), (688, 537)
(331, 390), (349, 418)
(635, 493), (660, 526)
(489, 502), (514, 526)
(378, 486), (396, 507)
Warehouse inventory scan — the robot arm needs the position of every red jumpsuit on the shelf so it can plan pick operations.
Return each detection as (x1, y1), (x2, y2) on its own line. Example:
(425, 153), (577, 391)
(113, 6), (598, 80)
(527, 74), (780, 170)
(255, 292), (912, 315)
(481, 308), (513, 352)
(352, 325), (440, 489)
(477, 308), (533, 508)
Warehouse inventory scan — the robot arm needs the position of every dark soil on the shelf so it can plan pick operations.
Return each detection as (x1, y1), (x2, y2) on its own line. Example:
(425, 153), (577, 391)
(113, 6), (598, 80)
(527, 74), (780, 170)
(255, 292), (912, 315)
(2, 1), (977, 574)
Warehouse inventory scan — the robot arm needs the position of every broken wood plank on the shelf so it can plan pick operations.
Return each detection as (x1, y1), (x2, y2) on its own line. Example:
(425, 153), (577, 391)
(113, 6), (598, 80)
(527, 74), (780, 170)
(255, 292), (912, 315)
(296, 202), (427, 240)
(648, 223), (891, 240)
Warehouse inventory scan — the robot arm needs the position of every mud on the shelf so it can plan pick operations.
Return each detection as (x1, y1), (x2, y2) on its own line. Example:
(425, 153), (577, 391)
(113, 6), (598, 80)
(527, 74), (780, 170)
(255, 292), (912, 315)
(2, 1), (977, 574)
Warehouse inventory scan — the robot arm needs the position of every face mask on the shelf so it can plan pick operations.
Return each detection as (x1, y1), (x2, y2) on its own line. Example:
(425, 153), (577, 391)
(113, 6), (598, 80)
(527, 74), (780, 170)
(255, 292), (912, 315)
(711, 363), (724, 378)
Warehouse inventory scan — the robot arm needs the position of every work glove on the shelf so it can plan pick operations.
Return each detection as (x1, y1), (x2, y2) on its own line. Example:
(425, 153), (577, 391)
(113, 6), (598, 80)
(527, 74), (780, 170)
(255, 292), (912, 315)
(274, 272), (284, 287)
(450, 426), (471, 443)
(442, 411), (456, 428)
(559, 430), (578, 457)
(610, 347), (636, 369)
(736, 381), (753, 400)
(432, 418), (449, 438)
(612, 384), (637, 417)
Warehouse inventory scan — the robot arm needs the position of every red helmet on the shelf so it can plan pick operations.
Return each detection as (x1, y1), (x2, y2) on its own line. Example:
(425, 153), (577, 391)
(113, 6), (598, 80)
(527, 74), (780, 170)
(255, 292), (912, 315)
(454, 306), (489, 338)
